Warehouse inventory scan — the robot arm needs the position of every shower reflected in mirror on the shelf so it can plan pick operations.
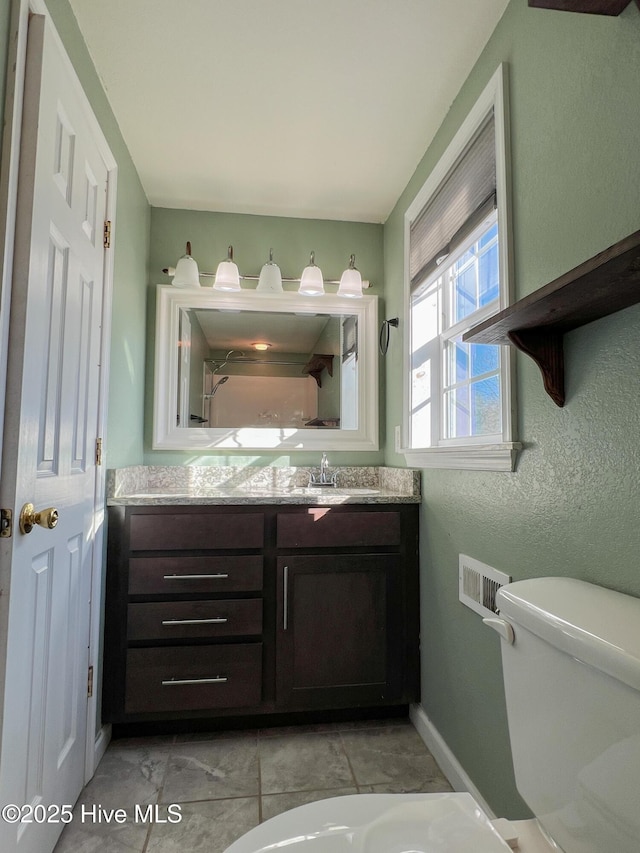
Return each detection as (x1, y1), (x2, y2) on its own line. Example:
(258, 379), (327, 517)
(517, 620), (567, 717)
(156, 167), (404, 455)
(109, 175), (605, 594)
(178, 307), (355, 430)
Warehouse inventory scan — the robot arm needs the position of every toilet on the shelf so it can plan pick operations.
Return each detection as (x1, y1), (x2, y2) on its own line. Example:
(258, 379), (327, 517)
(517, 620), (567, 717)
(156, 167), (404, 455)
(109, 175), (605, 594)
(225, 577), (640, 852)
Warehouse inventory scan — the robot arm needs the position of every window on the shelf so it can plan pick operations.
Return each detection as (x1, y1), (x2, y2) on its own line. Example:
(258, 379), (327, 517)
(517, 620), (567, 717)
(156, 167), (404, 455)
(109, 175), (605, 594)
(403, 65), (519, 471)
(411, 216), (501, 445)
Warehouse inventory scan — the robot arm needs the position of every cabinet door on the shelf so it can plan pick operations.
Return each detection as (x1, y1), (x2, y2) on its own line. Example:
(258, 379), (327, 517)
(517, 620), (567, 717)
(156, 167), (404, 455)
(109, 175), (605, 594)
(276, 555), (404, 709)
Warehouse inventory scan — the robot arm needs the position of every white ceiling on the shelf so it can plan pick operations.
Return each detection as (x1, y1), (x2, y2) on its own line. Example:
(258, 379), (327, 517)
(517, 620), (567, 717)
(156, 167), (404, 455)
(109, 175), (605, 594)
(69, 0), (509, 223)
(193, 308), (331, 354)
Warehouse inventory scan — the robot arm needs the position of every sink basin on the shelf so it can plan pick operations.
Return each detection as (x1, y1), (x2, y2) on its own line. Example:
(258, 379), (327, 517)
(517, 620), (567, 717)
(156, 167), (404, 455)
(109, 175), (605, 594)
(290, 487), (380, 496)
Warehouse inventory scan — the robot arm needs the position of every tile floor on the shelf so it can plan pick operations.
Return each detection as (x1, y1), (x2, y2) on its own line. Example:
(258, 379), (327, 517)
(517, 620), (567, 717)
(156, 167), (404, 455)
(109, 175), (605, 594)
(53, 716), (453, 853)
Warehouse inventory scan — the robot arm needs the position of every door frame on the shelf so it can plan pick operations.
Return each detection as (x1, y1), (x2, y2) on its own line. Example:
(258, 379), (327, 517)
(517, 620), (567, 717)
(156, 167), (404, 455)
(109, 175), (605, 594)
(0, 0), (118, 782)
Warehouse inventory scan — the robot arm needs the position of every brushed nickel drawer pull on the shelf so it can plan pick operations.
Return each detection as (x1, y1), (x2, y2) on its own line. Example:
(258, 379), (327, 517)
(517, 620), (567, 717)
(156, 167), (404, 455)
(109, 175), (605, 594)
(161, 676), (228, 686)
(163, 573), (229, 580)
(161, 618), (228, 626)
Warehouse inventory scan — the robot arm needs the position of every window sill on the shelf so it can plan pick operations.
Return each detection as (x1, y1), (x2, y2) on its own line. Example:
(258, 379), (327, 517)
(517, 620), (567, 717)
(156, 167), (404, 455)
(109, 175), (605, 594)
(403, 442), (521, 472)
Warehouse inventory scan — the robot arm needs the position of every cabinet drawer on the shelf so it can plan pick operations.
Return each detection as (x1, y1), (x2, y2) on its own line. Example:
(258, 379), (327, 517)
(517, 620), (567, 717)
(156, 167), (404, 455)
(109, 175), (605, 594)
(125, 644), (262, 713)
(277, 510), (401, 548)
(128, 556), (263, 595)
(127, 599), (263, 641)
(129, 512), (264, 551)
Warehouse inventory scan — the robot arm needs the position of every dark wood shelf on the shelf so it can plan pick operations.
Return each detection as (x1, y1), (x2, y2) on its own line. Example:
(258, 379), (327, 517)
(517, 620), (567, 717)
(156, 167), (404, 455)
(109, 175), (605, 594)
(528, 0), (634, 15)
(463, 229), (640, 406)
(302, 353), (334, 387)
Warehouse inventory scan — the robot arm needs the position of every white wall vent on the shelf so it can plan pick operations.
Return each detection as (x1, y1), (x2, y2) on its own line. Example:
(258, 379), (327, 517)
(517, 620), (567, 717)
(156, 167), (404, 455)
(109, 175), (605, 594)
(459, 555), (511, 618)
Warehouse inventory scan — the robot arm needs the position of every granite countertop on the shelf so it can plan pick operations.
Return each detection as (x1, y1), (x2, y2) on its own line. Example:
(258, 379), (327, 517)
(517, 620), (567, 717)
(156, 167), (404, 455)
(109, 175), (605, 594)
(107, 466), (421, 506)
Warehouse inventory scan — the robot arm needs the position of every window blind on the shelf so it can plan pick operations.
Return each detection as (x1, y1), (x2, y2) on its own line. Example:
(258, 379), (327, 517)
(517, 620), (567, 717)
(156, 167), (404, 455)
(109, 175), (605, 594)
(410, 112), (496, 292)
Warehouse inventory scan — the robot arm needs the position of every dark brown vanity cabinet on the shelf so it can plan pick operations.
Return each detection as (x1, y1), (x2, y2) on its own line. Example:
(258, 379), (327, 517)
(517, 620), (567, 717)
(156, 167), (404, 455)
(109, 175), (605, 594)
(103, 507), (266, 722)
(276, 554), (404, 708)
(104, 503), (419, 724)
(275, 509), (414, 710)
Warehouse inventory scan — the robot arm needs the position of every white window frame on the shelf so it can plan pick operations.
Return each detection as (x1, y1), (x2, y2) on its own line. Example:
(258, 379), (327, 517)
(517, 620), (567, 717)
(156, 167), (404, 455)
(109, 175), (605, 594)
(402, 64), (520, 472)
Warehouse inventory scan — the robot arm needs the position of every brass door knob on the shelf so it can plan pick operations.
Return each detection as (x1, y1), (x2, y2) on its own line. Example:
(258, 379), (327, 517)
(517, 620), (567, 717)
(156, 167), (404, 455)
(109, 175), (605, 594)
(19, 503), (59, 535)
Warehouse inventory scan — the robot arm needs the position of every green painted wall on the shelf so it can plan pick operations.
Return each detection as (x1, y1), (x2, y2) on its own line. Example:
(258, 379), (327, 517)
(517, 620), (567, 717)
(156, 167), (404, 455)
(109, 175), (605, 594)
(45, 0), (150, 468)
(384, 1), (640, 818)
(146, 207), (384, 467)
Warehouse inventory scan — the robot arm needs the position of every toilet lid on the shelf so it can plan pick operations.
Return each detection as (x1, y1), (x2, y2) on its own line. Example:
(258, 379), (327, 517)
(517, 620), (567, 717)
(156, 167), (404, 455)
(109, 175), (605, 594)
(225, 793), (512, 853)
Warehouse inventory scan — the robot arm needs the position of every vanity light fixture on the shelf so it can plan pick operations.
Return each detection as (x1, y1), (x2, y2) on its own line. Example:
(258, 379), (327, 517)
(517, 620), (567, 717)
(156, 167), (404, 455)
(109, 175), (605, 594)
(337, 254), (363, 298)
(213, 245), (241, 292)
(172, 242), (201, 288)
(298, 252), (325, 296)
(163, 246), (373, 293)
(256, 249), (283, 293)
(252, 342), (271, 351)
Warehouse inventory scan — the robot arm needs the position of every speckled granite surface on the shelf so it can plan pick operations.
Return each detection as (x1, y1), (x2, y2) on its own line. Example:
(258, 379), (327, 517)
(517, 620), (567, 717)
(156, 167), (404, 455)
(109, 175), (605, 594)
(106, 466), (421, 506)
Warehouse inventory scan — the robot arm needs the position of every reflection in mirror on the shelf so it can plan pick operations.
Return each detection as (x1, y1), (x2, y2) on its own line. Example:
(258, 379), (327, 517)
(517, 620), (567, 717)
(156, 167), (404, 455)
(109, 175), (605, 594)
(178, 309), (355, 430)
(154, 287), (378, 451)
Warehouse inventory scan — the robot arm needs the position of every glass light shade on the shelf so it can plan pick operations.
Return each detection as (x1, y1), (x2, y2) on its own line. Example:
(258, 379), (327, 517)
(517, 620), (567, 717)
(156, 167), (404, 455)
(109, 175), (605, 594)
(172, 246), (201, 288)
(299, 253), (324, 296)
(256, 261), (283, 293)
(213, 259), (241, 291)
(214, 246), (241, 292)
(337, 255), (362, 298)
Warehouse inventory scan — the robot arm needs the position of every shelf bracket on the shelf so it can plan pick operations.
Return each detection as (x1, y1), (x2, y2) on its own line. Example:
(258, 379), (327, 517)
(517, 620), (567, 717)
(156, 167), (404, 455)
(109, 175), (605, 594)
(464, 229), (640, 408)
(302, 354), (334, 388)
(508, 328), (565, 407)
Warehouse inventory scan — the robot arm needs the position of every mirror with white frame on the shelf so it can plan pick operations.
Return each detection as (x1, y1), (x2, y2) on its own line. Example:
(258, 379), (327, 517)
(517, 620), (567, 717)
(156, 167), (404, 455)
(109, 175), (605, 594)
(153, 286), (379, 450)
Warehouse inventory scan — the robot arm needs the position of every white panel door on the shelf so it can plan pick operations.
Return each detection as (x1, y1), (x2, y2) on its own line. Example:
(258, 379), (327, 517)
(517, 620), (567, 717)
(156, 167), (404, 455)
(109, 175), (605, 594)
(0, 13), (110, 853)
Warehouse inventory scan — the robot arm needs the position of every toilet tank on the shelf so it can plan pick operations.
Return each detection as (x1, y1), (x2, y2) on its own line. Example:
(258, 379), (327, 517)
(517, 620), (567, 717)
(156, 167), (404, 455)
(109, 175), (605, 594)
(495, 577), (640, 853)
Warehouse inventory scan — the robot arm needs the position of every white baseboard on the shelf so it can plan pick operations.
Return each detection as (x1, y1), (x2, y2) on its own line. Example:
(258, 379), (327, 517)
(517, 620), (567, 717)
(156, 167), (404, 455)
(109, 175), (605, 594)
(409, 703), (496, 819)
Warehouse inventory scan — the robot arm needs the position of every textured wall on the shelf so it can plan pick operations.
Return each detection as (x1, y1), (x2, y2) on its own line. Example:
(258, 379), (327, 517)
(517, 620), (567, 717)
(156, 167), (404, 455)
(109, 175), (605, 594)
(383, 1), (640, 817)
(146, 207), (384, 467)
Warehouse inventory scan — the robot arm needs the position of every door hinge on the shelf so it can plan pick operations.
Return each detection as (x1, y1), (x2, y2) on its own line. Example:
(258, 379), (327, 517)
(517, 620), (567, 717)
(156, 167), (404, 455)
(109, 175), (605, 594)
(103, 220), (111, 249)
(95, 437), (103, 466)
(0, 508), (12, 538)
(87, 665), (94, 698)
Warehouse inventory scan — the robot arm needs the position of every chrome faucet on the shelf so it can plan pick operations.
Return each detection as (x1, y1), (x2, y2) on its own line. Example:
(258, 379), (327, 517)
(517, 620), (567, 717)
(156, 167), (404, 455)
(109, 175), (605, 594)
(309, 452), (338, 487)
(321, 452), (329, 480)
